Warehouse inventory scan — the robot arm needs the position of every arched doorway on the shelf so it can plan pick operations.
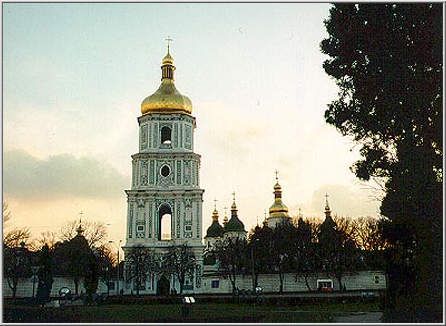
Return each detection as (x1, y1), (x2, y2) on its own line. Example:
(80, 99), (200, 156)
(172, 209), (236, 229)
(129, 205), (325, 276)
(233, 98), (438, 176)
(158, 204), (172, 241)
(157, 274), (170, 296)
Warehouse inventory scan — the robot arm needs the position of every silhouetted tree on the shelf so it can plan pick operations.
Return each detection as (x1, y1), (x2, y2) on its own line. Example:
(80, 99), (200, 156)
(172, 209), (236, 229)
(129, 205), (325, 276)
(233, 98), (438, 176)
(60, 219), (108, 249)
(53, 231), (95, 295)
(213, 237), (248, 294)
(36, 244), (53, 305)
(4, 228), (31, 248)
(270, 221), (297, 293)
(96, 244), (116, 296)
(4, 241), (32, 299)
(162, 244), (196, 294)
(318, 215), (360, 290)
(124, 246), (157, 296)
(294, 218), (317, 291)
(321, 3), (442, 319)
(248, 224), (273, 292)
(35, 231), (58, 251)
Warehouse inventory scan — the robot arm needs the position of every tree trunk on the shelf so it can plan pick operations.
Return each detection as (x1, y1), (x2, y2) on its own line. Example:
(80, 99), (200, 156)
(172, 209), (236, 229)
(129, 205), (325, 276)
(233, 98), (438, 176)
(8, 277), (18, 299)
(229, 273), (237, 294)
(74, 278), (79, 295)
(254, 273), (259, 292)
(337, 276), (343, 292)
(304, 274), (311, 291)
(279, 272), (284, 294)
(12, 280), (17, 299)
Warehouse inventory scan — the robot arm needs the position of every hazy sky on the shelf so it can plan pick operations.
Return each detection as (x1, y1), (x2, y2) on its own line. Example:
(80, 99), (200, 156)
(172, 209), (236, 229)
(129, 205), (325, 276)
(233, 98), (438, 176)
(3, 3), (381, 244)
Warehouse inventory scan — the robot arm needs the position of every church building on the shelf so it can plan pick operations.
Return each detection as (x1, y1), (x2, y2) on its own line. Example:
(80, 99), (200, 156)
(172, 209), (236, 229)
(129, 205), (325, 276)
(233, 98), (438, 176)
(122, 44), (205, 294)
(118, 44), (387, 296)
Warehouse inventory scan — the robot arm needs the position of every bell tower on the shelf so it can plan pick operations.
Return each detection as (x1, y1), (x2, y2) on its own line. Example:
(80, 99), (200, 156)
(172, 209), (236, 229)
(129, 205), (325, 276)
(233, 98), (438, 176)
(123, 43), (204, 293)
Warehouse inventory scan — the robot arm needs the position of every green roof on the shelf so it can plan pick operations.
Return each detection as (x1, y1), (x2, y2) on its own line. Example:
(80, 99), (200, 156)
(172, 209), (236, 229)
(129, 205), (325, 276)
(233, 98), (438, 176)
(205, 221), (224, 238)
(224, 216), (246, 232)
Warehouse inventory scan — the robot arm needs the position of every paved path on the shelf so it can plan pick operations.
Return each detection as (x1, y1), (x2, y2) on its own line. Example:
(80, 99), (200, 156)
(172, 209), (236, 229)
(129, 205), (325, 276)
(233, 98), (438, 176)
(334, 311), (383, 323)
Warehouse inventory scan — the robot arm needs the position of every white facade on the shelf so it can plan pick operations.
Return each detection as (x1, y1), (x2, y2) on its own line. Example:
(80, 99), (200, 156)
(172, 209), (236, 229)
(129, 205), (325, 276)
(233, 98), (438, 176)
(3, 271), (386, 298)
(200, 270), (387, 294)
(122, 52), (205, 294)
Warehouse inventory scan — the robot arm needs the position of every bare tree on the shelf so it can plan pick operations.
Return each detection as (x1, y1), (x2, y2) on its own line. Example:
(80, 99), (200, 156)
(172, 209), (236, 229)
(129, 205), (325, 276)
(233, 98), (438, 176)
(162, 244), (196, 294)
(4, 228), (31, 248)
(303, 217), (323, 242)
(4, 242), (32, 299)
(213, 237), (248, 295)
(34, 231), (58, 251)
(125, 246), (157, 295)
(352, 216), (387, 251)
(59, 219), (108, 248)
(334, 216), (357, 243)
(3, 201), (11, 226)
(95, 244), (116, 295)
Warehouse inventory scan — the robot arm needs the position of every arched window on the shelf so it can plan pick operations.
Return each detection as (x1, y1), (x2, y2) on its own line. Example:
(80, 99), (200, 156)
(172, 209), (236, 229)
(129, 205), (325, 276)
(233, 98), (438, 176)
(161, 126), (172, 145)
(158, 204), (172, 241)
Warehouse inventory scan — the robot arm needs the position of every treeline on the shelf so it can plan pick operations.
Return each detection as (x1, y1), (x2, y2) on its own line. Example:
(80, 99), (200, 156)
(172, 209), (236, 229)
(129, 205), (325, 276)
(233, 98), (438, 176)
(3, 214), (117, 303)
(209, 215), (386, 294)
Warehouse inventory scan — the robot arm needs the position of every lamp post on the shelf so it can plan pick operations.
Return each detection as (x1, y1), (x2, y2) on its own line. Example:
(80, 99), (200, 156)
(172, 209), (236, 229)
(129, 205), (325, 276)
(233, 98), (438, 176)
(250, 238), (259, 292)
(109, 240), (122, 295)
(31, 266), (40, 299)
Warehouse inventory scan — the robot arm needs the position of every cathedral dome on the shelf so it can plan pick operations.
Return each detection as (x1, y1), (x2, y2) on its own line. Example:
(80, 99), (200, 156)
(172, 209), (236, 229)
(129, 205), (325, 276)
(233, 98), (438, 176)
(141, 48), (192, 115)
(206, 221), (225, 238)
(268, 180), (290, 219)
(206, 207), (224, 238)
(224, 216), (246, 232)
(224, 197), (246, 233)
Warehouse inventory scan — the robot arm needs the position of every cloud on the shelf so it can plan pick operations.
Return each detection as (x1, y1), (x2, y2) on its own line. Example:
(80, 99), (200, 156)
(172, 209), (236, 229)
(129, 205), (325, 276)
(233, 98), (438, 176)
(3, 150), (129, 200)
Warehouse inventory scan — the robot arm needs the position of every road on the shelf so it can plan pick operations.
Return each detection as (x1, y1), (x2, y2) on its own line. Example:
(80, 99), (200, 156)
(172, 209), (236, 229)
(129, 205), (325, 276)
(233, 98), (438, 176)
(334, 311), (383, 323)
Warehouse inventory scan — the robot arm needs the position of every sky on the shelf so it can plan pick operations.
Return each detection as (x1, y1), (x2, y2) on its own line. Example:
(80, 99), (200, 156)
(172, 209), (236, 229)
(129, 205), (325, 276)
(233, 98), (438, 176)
(2, 3), (381, 245)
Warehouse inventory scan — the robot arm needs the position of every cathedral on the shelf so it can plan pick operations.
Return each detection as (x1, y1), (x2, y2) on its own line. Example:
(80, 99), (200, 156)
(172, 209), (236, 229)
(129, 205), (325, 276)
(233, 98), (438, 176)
(121, 44), (387, 295)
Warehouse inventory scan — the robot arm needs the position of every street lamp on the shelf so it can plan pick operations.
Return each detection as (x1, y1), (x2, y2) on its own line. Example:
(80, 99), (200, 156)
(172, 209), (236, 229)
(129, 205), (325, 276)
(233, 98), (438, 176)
(109, 240), (122, 295)
(250, 238), (260, 292)
(105, 266), (110, 296)
(31, 265), (40, 299)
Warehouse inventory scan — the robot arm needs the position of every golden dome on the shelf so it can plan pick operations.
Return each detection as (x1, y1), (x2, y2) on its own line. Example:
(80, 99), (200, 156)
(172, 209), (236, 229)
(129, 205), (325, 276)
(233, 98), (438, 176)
(162, 52), (174, 65)
(212, 202), (219, 222)
(141, 48), (192, 115)
(269, 180), (290, 219)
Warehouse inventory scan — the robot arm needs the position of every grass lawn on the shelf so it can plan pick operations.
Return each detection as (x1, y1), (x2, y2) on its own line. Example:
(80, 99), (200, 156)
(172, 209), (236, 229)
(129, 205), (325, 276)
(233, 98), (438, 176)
(3, 301), (381, 323)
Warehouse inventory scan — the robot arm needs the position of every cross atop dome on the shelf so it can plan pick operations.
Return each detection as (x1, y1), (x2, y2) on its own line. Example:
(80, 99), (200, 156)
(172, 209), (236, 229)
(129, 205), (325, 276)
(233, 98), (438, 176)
(231, 192), (237, 211)
(76, 211), (85, 235)
(165, 36), (173, 53)
(324, 193), (332, 217)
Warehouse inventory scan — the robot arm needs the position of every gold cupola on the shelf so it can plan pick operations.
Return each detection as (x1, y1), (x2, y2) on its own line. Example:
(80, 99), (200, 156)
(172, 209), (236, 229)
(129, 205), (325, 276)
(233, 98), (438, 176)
(269, 172), (290, 219)
(141, 44), (192, 115)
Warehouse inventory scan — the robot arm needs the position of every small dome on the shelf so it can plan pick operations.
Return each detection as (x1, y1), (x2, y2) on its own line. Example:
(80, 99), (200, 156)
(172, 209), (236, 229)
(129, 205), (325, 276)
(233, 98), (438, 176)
(268, 179), (290, 219)
(269, 200), (289, 218)
(205, 221), (224, 238)
(162, 52), (174, 65)
(224, 215), (246, 232)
